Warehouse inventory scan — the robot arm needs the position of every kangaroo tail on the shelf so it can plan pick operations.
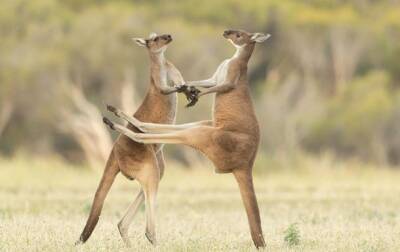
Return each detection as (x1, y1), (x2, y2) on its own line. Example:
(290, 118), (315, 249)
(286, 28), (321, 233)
(76, 150), (119, 244)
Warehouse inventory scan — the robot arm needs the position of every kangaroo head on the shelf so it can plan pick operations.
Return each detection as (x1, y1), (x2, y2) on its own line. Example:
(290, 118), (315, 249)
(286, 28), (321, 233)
(133, 32), (172, 53)
(223, 29), (270, 47)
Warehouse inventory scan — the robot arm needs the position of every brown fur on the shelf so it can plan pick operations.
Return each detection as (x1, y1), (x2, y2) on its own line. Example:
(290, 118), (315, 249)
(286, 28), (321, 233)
(104, 29), (270, 248)
(76, 33), (185, 245)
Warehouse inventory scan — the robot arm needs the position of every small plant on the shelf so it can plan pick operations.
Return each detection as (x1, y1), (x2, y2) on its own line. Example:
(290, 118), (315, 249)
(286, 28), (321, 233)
(284, 223), (300, 247)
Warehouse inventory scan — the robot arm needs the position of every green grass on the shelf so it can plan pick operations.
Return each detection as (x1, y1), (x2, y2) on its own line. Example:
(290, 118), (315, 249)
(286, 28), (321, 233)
(1, 156), (400, 251)
(284, 223), (300, 247)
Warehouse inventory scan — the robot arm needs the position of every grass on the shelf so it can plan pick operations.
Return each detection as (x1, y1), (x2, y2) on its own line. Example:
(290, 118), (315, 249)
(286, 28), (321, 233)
(1, 155), (400, 251)
(284, 223), (300, 247)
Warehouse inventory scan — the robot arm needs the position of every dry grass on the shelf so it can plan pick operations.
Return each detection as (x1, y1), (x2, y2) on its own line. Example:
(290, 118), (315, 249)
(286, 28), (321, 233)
(1, 156), (400, 251)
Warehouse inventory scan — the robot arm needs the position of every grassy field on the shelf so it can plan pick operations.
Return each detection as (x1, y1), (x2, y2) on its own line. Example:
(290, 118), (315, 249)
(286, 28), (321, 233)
(1, 156), (400, 251)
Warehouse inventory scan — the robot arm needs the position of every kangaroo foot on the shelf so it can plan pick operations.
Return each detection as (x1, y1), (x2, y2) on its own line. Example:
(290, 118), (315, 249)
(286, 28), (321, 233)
(253, 233), (266, 249)
(118, 223), (132, 247)
(74, 239), (83, 246)
(145, 231), (157, 246)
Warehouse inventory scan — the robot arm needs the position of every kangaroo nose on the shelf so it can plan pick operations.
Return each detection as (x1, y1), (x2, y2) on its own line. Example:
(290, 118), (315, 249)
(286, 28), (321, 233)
(223, 30), (233, 37)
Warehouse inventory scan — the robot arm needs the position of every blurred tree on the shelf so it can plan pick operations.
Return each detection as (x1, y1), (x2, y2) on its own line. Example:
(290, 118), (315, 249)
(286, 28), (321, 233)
(305, 71), (395, 164)
(1, 0), (400, 166)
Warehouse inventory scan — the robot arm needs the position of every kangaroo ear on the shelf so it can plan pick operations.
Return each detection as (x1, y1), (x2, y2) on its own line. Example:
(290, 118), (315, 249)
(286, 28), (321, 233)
(148, 32), (157, 39)
(132, 38), (147, 47)
(250, 33), (271, 43)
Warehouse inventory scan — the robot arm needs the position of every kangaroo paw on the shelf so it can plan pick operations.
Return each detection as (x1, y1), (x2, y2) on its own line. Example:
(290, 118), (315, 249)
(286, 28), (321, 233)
(184, 86), (200, 107)
(176, 84), (188, 93)
(103, 117), (115, 130)
(186, 98), (198, 107)
(106, 104), (120, 117)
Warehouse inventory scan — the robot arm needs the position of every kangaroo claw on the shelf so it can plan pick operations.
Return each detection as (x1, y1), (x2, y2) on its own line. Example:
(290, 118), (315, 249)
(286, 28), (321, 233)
(103, 117), (115, 130)
(184, 86), (201, 107)
(106, 104), (120, 117)
(145, 232), (157, 246)
(176, 84), (188, 93)
(186, 97), (198, 107)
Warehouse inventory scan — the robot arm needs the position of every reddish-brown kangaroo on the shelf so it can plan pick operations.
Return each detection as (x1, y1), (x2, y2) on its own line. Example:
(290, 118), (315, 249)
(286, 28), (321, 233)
(76, 33), (188, 246)
(103, 29), (270, 248)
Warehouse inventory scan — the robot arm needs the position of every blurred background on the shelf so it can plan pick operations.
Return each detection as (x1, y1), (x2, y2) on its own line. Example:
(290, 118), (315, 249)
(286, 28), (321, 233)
(2, 1), (400, 251)
(1, 0), (400, 170)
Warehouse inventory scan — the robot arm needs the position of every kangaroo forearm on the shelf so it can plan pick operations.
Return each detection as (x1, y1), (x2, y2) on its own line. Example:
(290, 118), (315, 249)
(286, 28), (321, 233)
(199, 83), (235, 96)
(172, 79), (185, 86)
(187, 79), (216, 88)
(159, 86), (179, 95)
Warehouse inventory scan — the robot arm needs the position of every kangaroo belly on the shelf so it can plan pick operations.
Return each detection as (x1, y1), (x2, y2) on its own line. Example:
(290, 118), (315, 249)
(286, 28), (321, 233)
(135, 92), (177, 124)
(190, 128), (258, 173)
(114, 140), (155, 180)
(114, 91), (177, 180)
(215, 131), (257, 171)
(208, 86), (260, 172)
(213, 86), (259, 135)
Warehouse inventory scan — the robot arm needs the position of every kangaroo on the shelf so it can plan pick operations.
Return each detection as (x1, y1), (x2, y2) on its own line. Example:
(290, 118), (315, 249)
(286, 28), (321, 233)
(76, 33), (189, 246)
(103, 29), (270, 248)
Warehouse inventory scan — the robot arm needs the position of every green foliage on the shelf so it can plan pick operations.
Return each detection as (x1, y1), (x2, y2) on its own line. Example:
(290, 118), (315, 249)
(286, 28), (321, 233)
(1, 0), (400, 165)
(284, 223), (300, 247)
(306, 71), (396, 161)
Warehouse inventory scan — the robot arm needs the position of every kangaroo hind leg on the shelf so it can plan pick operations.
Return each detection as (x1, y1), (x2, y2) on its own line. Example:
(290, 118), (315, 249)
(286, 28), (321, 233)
(233, 169), (266, 248)
(117, 151), (166, 246)
(118, 189), (144, 247)
(76, 150), (120, 244)
(135, 159), (160, 246)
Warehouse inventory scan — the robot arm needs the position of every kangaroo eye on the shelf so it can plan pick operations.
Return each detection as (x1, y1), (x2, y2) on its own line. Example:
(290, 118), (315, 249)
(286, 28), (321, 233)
(236, 34), (241, 38)
(154, 37), (159, 41)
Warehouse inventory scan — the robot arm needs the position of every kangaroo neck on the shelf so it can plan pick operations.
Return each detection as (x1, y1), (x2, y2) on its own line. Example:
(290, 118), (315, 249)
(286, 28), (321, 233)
(149, 51), (166, 69)
(232, 43), (255, 63)
(148, 51), (169, 91)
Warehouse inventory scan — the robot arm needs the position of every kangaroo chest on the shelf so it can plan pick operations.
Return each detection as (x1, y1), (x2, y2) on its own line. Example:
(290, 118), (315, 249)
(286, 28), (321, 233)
(214, 59), (232, 85)
(159, 67), (168, 87)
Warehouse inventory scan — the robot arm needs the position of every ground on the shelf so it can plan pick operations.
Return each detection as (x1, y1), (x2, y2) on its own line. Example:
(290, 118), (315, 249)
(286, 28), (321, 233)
(1, 156), (400, 251)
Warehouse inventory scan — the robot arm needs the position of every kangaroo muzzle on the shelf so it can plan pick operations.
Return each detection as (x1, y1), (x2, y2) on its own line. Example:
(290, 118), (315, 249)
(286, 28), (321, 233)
(223, 30), (233, 38)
